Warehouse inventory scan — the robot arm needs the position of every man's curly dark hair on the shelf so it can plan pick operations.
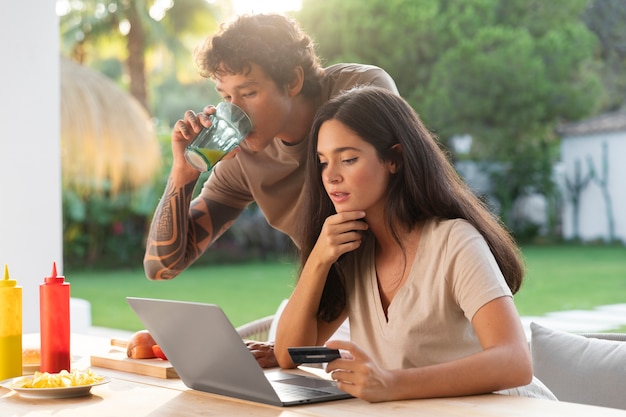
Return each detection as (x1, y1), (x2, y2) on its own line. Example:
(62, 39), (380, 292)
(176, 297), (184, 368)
(195, 14), (324, 98)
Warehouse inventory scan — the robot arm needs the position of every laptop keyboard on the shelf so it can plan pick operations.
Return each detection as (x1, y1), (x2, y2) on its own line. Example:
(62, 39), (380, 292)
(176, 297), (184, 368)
(273, 383), (333, 398)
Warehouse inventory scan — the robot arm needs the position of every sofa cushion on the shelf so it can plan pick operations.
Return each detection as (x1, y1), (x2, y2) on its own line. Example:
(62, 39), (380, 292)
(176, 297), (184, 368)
(530, 322), (626, 410)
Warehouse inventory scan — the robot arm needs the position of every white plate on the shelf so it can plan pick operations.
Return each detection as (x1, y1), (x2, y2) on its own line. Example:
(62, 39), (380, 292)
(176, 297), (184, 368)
(0, 376), (110, 399)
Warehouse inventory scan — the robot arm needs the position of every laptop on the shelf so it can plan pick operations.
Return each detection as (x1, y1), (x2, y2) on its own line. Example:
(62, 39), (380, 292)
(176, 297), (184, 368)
(126, 297), (352, 406)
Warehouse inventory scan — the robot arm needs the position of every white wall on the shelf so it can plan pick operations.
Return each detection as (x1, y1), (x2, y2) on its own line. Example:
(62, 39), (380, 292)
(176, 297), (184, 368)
(0, 2), (62, 332)
(560, 132), (626, 243)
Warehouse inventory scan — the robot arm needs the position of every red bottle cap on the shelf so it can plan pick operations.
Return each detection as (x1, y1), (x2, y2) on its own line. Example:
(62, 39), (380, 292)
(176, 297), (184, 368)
(44, 262), (65, 284)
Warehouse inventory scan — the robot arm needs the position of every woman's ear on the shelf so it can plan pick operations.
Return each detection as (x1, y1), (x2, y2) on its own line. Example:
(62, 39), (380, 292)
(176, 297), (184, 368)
(388, 143), (403, 174)
(286, 66), (305, 97)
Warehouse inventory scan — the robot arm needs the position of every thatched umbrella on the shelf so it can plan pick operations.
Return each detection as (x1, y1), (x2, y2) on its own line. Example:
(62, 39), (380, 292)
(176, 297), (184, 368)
(60, 56), (161, 196)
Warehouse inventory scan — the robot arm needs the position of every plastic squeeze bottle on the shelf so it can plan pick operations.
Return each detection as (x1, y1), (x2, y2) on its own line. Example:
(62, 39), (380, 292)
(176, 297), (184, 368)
(0, 264), (22, 380)
(40, 262), (71, 373)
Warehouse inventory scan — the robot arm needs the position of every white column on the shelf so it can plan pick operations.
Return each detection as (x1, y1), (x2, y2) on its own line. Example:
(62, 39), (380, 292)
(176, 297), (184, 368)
(0, 1), (62, 332)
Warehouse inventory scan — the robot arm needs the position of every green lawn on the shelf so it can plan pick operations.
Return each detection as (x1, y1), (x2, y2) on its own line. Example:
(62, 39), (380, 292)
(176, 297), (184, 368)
(68, 245), (626, 332)
(515, 245), (626, 315)
(69, 261), (299, 331)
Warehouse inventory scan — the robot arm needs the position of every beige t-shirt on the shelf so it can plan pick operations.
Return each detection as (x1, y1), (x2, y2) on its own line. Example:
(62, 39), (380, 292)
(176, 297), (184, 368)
(343, 218), (512, 369)
(199, 64), (398, 248)
(340, 218), (557, 400)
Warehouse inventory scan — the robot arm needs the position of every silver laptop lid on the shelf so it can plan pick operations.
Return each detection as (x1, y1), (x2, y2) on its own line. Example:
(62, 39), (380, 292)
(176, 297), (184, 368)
(126, 297), (282, 405)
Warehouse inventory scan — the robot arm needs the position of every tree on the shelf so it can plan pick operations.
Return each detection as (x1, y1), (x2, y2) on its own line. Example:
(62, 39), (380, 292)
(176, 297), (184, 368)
(422, 1), (601, 148)
(583, 0), (626, 110)
(58, 0), (218, 114)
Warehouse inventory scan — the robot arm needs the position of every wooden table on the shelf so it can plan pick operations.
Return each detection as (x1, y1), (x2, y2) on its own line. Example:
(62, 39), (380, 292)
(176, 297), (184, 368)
(3, 334), (626, 417)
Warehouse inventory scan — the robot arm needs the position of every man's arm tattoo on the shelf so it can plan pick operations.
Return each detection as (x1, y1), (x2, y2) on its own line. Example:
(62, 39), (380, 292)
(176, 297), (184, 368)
(144, 179), (198, 279)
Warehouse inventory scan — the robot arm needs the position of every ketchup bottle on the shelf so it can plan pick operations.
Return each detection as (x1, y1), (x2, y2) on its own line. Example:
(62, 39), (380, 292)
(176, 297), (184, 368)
(40, 262), (71, 373)
(0, 264), (22, 380)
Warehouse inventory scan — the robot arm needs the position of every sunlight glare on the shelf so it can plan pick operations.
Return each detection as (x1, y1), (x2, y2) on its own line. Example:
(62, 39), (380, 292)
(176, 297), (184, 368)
(150, 0), (174, 21)
(232, 0), (302, 14)
(119, 19), (130, 36)
(56, 0), (73, 16)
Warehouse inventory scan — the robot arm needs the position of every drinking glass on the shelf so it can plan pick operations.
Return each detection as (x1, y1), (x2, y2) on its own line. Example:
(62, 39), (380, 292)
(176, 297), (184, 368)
(184, 102), (252, 172)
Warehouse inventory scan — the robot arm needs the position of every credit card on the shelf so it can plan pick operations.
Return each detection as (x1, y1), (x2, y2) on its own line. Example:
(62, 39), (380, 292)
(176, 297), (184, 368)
(287, 346), (341, 364)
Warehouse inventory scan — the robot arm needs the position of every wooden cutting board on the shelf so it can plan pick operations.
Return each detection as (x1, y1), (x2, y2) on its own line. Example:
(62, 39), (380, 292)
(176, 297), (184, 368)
(90, 350), (179, 379)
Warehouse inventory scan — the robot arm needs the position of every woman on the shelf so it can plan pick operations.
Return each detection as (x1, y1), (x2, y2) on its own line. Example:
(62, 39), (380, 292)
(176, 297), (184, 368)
(274, 86), (554, 402)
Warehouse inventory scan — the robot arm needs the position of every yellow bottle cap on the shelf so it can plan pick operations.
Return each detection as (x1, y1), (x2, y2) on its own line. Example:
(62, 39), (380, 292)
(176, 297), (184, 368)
(0, 264), (17, 287)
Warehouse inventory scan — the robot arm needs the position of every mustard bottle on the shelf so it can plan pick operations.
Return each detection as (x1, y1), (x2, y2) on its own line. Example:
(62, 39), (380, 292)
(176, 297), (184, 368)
(0, 264), (22, 380)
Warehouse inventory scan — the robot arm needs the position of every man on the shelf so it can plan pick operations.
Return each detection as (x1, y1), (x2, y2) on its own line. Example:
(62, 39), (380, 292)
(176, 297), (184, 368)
(143, 13), (398, 367)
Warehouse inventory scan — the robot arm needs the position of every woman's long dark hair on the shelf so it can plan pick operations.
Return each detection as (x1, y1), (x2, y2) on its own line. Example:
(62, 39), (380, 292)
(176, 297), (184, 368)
(300, 86), (524, 322)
